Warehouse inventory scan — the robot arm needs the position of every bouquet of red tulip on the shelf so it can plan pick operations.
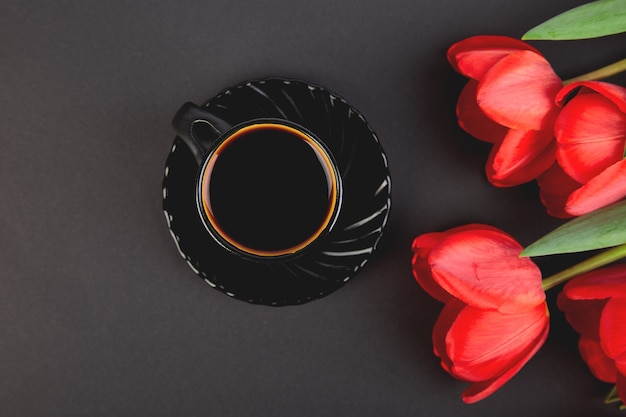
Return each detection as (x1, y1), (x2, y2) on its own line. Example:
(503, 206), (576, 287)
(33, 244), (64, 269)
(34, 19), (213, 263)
(411, 0), (626, 408)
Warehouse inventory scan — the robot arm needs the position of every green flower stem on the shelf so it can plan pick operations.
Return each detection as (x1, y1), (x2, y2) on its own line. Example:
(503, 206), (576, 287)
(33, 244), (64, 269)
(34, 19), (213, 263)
(541, 243), (626, 291)
(563, 57), (626, 85)
(605, 386), (620, 405)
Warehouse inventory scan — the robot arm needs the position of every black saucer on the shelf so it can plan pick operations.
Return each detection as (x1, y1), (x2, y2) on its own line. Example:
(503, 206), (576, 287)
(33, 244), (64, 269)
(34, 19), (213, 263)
(162, 78), (391, 306)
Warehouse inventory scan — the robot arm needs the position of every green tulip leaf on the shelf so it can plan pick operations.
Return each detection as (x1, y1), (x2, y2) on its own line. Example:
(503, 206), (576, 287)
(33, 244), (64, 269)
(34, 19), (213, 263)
(522, 0), (626, 41)
(521, 200), (626, 257)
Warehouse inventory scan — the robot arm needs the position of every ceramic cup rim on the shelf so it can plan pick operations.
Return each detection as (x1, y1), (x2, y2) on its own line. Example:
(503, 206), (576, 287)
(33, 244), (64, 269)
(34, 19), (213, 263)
(195, 119), (342, 261)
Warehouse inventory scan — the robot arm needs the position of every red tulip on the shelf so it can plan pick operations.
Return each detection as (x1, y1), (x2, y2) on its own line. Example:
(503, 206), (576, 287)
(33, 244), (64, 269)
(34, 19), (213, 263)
(411, 224), (549, 403)
(557, 264), (626, 404)
(538, 81), (626, 217)
(448, 36), (562, 187)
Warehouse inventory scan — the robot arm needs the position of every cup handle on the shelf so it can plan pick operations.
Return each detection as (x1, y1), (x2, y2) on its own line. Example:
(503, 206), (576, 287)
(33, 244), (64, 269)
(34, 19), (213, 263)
(172, 102), (232, 166)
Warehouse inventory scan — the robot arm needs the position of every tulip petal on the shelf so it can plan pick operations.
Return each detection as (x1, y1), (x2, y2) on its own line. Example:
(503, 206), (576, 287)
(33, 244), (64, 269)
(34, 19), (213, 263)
(557, 81), (626, 114)
(429, 228), (544, 313)
(457, 81), (509, 143)
(412, 225), (506, 303)
(446, 303), (549, 382)
(600, 298), (626, 360)
(566, 159), (626, 216)
(556, 93), (626, 183)
(461, 314), (549, 403)
(448, 36), (540, 80)
(432, 299), (466, 374)
(412, 231), (461, 303)
(486, 128), (556, 187)
(557, 293), (606, 336)
(537, 164), (581, 218)
(578, 337), (617, 383)
(412, 243), (454, 303)
(557, 290), (617, 382)
(477, 50), (562, 131)
(560, 265), (626, 300)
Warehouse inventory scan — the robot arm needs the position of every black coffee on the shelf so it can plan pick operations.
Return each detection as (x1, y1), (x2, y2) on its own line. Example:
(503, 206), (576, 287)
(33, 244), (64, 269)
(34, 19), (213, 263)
(202, 124), (336, 256)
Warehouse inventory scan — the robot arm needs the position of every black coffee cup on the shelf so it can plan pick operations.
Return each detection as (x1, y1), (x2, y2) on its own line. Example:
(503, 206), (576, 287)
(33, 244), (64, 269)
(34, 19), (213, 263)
(172, 102), (343, 261)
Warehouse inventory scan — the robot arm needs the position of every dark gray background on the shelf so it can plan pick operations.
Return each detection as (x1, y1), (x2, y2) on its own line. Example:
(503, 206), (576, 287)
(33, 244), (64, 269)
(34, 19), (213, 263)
(2, 1), (626, 416)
